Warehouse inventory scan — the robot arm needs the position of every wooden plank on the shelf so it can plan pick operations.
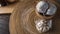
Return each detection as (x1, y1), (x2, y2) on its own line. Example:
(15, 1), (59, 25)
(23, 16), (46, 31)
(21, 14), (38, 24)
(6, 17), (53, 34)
(0, 3), (18, 14)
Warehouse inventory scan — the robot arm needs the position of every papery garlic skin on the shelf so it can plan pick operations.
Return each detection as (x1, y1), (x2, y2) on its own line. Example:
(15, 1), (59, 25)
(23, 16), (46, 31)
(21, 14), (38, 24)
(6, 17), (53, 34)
(35, 20), (52, 33)
(36, 1), (57, 15)
(36, 1), (48, 13)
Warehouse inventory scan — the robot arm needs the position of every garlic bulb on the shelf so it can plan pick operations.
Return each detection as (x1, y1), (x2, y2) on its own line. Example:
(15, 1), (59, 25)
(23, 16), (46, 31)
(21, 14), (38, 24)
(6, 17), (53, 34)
(35, 19), (52, 33)
(46, 3), (57, 15)
(36, 1), (48, 13)
(36, 1), (57, 16)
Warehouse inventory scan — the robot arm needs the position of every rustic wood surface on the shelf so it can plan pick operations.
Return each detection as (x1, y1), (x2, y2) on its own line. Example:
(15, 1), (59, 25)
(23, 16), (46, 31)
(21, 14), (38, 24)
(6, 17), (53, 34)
(9, 0), (60, 34)
(0, 2), (18, 14)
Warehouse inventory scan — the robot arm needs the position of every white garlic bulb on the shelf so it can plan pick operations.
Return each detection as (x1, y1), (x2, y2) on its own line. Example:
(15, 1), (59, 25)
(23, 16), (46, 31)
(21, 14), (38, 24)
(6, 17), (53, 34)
(46, 3), (57, 15)
(36, 1), (48, 13)
(36, 1), (57, 15)
(35, 19), (52, 33)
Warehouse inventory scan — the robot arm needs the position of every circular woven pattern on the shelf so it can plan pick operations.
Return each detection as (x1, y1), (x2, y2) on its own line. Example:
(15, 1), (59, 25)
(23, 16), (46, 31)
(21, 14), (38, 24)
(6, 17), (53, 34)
(9, 0), (60, 34)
